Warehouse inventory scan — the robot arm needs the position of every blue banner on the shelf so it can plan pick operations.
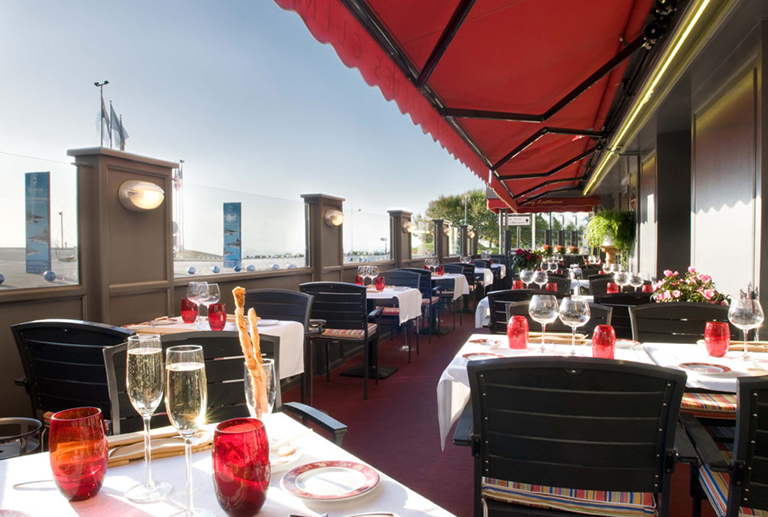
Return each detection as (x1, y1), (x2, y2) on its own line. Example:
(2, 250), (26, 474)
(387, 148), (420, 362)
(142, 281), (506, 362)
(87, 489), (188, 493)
(223, 202), (242, 268)
(25, 172), (51, 274)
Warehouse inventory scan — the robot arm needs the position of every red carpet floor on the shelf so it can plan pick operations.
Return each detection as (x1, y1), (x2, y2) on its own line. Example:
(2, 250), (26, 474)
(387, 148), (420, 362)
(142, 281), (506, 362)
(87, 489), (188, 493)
(284, 312), (717, 517)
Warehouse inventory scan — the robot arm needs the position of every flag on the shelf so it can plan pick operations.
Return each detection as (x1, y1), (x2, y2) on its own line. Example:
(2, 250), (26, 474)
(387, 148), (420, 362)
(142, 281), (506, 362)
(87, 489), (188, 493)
(173, 168), (182, 190)
(110, 106), (129, 151)
(100, 98), (111, 147)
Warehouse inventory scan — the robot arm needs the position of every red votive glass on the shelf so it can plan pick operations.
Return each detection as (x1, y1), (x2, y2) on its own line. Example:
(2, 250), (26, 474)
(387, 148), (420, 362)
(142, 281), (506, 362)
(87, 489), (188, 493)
(437, 265), (444, 276)
(512, 280), (524, 290)
(354, 275), (364, 286)
(592, 325), (616, 359)
(704, 321), (730, 358)
(208, 303), (227, 331)
(606, 282), (619, 294)
(642, 284), (655, 293)
(545, 283), (557, 292)
(49, 407), (108, 501)
(181, 297), (198, 324)
(375, 276), (385, 291)
(507, 315), (529, 349)
(213, 418), (270, 517)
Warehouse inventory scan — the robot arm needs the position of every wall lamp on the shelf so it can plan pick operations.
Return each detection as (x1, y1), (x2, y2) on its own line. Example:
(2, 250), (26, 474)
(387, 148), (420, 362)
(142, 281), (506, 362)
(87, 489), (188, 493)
(118, 180), (165, 212)
(468, 230), (476, 239)
(324, 209), (345, 227)
(584, 0), (715, 194)
(443, 225), (452, 236)
(402, 221), (415, 233)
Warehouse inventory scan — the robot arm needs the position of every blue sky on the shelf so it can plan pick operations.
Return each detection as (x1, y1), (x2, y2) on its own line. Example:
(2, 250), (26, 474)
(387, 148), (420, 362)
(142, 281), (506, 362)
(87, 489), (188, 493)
(0, 0), (483, 249)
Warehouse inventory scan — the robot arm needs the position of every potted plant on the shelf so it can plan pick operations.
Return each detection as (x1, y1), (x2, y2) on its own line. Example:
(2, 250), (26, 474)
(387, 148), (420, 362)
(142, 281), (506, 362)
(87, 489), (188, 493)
(585, 210), (635, 265)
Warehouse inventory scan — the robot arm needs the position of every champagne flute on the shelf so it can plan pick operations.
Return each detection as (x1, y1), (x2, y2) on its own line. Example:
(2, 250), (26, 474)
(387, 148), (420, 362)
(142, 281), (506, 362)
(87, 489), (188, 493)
(729, 294), (765, 360)
(559, 297), (591, 356)
(529, 294), (559, 353)
(125, 335), (172, 503)
(533, 269), (548, 290)
(165, 345), (213, 517)
(519, 269), (534, 288)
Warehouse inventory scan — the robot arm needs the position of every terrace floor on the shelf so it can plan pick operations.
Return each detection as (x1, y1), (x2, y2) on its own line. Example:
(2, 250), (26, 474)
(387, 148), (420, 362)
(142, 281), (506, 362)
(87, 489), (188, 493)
(284, 311), (717, 517)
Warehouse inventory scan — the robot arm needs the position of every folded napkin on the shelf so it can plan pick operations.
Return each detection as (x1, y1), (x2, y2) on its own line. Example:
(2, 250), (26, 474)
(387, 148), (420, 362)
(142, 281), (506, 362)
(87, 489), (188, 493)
(528, 331), (586, 345)
(108, 426), (212, 468)
(728, 341), (768, 353)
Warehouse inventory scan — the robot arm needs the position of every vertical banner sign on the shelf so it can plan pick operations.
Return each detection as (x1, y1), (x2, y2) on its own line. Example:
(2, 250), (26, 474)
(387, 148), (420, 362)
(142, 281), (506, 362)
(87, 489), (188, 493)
(223, 202), (242, 269)
(25, 172), (51, 274)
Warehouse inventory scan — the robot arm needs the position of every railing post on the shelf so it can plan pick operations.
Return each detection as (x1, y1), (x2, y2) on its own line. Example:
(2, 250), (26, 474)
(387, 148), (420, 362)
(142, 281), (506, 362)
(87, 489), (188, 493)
(388, 210), (412, 268)
(433, 219), (450, 262)
(460, 224), (469, 256)
(302, 194), (346, 282)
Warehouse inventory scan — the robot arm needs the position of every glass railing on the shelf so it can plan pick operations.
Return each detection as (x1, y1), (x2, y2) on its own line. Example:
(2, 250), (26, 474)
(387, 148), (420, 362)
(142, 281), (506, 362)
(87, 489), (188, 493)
(447, 225), (461, 256)
(343, 208), (391, 263)
(173, 184), (307, 277)
(0, 153), (79, 290)
(411, 219), (433, 258)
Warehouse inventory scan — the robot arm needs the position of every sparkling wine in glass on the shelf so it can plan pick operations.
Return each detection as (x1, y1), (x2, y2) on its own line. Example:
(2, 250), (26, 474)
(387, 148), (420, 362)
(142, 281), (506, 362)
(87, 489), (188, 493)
(529, 294), (559, 353)
(533, 270), (549, 290)
(559, 297), (591, 356)
(728, 294), (764, 360)
(126, 334), (172, 503)
(165, 345), (213, 517)
(519, 269), (534, 288)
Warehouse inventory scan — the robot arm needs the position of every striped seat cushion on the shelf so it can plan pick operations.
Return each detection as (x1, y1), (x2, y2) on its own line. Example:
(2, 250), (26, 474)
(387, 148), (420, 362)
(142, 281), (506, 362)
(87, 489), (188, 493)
(482, 478), (656, 517)
(681, 392), (737, 418)
(699, 450), (768, 517)
(422, 296), (440, 306)
(321, 323), (377, 339)
(381, 307), (399, 315)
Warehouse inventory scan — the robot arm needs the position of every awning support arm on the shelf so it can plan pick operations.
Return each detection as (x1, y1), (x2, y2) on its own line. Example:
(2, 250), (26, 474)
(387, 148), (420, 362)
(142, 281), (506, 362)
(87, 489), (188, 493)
(493, 128), (602, 170)
(514, 175), (587, 200)
(498, 147), (597, 181)
(417, 0), (476, 88)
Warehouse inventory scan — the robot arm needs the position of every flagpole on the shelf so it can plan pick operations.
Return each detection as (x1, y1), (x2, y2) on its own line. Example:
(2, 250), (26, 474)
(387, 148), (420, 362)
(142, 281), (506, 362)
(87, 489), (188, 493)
(94, 80), (109, 146)
(109, 101), (114, 149)
(119, 115), (125, 150)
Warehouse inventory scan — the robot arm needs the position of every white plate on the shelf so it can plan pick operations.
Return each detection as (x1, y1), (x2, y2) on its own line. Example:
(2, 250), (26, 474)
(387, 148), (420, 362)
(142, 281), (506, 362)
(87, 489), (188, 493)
(150, 318), (176, 326)
(281, 460), (379, 501)
(257, 319), (280, 327)
(616, 339), (641, 349)
(270, 444), (302, 471)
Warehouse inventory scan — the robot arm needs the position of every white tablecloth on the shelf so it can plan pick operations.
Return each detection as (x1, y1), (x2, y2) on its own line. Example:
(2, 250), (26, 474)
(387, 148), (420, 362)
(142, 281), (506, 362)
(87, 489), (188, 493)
(0, 413), (454, 517)
(571, 279), (590, 291)
(126, 318), (305, 381)
(368, 287), (422, 325)
(433, 273), (470, 301)
(491, 263), (506, 278)
(475, 268), (494, 286)
(643, 343), (768, 393)
(436, 334), (653, 449)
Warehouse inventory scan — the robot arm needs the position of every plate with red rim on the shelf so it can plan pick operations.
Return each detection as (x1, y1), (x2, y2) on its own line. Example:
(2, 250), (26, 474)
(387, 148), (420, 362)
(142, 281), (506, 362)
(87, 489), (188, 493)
(615, 339), (641, 348)
(281, 460), (379, 501)
(678, 362), (732, 374)
(468, 338), (502, 348)
(463, 352), (505, 361)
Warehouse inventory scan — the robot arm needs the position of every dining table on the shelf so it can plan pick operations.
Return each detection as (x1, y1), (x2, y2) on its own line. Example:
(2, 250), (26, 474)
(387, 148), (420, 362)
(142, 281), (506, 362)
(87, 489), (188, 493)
(366, 286), (422, 325)
(432, 273), (470, 301)
(474, 267), (494, 288)
(436, 334), (768, 449)
(125, 317), (305, 381)
(490, 263), (506, 279)
(0, 412), (455, 516)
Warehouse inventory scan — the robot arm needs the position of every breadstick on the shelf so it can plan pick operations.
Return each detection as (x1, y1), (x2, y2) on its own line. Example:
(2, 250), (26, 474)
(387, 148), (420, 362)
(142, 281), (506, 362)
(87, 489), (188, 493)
(232, 287), (268, 418)
(248, 308), (262, 366)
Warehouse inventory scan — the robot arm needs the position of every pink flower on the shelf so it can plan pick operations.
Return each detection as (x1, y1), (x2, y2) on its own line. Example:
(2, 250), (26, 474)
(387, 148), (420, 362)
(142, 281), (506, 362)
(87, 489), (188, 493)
(721, 300), (729, 305)
(661, 291), (671, 301)
(664, 270), (673, 277)
(700, 275), (711, 283)
(672, 290), (681, 299)
(688, 266), (696, 274)
(703, 289), (715, 300)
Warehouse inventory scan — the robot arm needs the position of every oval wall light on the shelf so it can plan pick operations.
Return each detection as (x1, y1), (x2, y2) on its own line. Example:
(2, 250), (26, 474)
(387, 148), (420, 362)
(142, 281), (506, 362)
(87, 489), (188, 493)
(118, 180), (165, 212)
(402, 221), (415, 233)
(324, 209), (345, 227)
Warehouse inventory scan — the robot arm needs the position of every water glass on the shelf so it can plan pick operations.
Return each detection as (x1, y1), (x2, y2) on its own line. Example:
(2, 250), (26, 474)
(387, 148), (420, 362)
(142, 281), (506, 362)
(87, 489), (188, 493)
(729, 294), (765, 360)
(181, 298), (198, 324)
(704, 321), (730, 358)
(519, 269), (534, 288)
(559, 297), (591, 356)
(592, 325), (616, 359)
(49, 407), (108, 501)
(208, 303), (227, 331)
(213, 418), (270, 517)
(528, 294), (559, 353)
(507, 316), (528, 349)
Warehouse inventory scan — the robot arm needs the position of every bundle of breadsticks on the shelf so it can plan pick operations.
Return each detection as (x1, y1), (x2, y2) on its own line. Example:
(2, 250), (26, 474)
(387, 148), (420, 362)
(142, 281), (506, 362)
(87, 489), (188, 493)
(233, 286), (269, 418)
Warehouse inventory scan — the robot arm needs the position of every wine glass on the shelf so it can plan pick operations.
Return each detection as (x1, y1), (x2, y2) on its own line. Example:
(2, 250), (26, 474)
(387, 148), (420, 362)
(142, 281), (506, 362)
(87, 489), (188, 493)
(125, 334), (172, 503)
(529, 294), (559, 353)
(186, 282), (204, 328)
(559, 297), (591, 356)
(548, 261), (559, 273)
(519, 269), (534, 288)
(629, 273), (644, 292)
(533, 269), (548, 290)
(369, 266), (379, 287)
(729, 294), (765, 360)
(614, 269), (630, 293)
(356, 265), (366, 285)
(165, 345), (213, 517)
(200, 284), (221, 326)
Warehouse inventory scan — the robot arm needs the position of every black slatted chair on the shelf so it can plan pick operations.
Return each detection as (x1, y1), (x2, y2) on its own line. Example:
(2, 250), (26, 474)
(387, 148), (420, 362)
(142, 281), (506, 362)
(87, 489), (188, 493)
(462, 356), (686, 517)
(486, 289), (547, 334)
(629, 302), (737, 344)
(505, 300), (613, 337)
(397, 268), (441, 343)
(545, 274), (571, 298)
(491, 254), (511, 289)
(377, 270), (421, 362)
(589, 274), (618, 296)
(564, 254), (586, 268)
(299, 282), (379, 399)
(684, 376), (768, 517)
(594, 292), (653, 340)
(12, 319), (135, 423)
(244, 288), (313, 402)
(473, 259), (490, 269)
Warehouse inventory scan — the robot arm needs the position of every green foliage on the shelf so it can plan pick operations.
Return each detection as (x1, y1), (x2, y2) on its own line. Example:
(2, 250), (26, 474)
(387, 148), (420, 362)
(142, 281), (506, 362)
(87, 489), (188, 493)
(585, 210), (635, 255)
(424, 189), (499, 245)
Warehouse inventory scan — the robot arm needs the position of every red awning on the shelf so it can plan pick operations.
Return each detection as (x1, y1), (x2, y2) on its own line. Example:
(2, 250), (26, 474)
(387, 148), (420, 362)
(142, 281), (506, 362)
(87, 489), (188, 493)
(275, 0), (657, 210)
(487, 196), (601, 214)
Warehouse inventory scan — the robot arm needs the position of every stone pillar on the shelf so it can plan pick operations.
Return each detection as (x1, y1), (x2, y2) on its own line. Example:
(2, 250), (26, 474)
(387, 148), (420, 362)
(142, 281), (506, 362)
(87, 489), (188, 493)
(432, 219), (450, 262)
(68, 147), (177, 325)
(471, 232), (479, 256)
(460, 224), (470, 256)
(302, 194), (345, 282)
(388, 210), (412, 268)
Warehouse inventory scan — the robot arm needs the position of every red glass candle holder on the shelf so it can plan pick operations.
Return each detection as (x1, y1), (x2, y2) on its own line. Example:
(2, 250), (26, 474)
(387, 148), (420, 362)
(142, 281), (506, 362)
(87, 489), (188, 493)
(181, 297), (198, 324)
(642, 284), (654, 293)
(512, 280), (524, 290)
(704, 321), (730, 357)
(606, 282), (619, 294)
(213, 418), (270, 517)
(592, 325), (616, 359)
(437, 265), (444, 276)
(507, 316), (529, 349)
(208, 303), (227, 331)
(49, 407), (108, 501)
(374, 276), (385, 291)
(545, 283), (557, 292)
(354, 275), (364, 285)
